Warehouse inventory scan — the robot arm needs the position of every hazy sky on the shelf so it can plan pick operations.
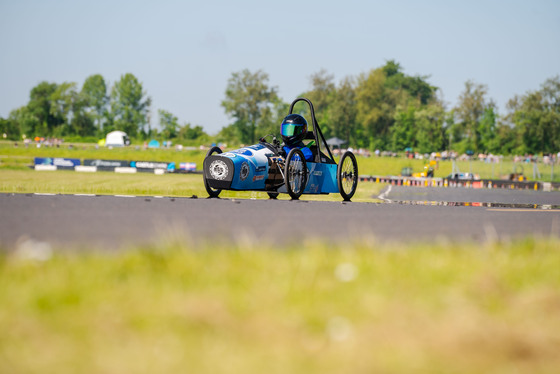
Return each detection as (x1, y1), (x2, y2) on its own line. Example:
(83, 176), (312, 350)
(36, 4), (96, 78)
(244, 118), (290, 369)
(1, 0), (559, 134)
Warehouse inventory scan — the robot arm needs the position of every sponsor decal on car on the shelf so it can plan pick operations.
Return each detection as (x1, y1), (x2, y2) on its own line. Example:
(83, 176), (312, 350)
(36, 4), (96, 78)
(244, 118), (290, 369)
(252, 175), (265, 182)
(240, 162), (250, 181)
(231, 149), (254, 157)
(222, 153), (237, 158)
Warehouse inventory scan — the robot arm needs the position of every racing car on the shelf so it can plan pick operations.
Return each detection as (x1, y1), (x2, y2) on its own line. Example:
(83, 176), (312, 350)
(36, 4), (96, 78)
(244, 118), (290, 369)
(203, 97), (358, 201)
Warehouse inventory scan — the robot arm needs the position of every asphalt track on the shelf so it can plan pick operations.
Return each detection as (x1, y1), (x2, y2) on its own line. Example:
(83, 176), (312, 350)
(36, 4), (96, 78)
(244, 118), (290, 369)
(384, 185), (560, 205)
(1, 188), (559, 250)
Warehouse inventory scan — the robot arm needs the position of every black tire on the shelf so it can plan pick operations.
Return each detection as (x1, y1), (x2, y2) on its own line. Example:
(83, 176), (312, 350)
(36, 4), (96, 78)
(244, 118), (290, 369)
(267, 192), (279, 200)
(338, 151), (358, 201)
(284, 148), (308, 200)
(204, 146), (223, 198)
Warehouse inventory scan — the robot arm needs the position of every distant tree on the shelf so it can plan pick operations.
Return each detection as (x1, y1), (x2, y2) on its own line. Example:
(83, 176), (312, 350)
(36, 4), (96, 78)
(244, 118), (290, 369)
(49, 82), (77, 135)
(70, 108), (95, 137)
(415, 103), (446, 153)
(253, 98), (289, 140)
(47, 82), (96, 137)
(493, 119), (517, 155)
(221, 69), (278, 144)
(0, 117), (20, 140)
(177, 123), (209, 144)
(383, 60), (437, 105)
(531, 76), (560, 153)
(158, 109), (179, 139)
(453, 80), (495, 153)
(477, 107), (499, 153)
(178, 123), (204, 139)
(215, 123), (238, 145)
(110, 73), (151, 138)
(355, 67), (394, 149)
(81, 74), (108, 135)
(302, 69), (336, 137)
(7, 80), (98, 139)
(391, 105), (416, 152)
(506, 76), (560, 154)
(329, 76), (357, 147)
(355, 61), (438, 150)
(391, 102), (446, 153)
(26, 81), (59, 135)
(8, 107), (34, 139)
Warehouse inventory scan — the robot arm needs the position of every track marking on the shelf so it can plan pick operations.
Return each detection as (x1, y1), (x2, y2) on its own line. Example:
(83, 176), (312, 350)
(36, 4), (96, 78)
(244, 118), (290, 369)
(487, 208), (560, 212)
(378, 185), (392, 202)
(114, 195), (136, 198)
(74, 194), (96, 197)
(34, 193), (56, 196)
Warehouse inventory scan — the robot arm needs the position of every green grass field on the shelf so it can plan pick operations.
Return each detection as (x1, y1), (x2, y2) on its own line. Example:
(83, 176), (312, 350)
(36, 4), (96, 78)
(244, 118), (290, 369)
(2, 141), (559, 181)
(0, 170), (383, 202)
(1, 238), (559, 373)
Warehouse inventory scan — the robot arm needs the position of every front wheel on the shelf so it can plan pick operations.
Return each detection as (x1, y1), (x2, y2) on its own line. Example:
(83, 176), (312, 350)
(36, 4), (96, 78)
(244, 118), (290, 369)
(338, 151), (358, 201)
(284, 148), (308, 200)
(203, 146), (223, 198)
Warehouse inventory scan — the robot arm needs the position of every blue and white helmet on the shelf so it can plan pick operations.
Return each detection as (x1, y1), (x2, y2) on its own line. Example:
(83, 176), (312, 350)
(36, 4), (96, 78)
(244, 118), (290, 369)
(281, 114), (307, 145)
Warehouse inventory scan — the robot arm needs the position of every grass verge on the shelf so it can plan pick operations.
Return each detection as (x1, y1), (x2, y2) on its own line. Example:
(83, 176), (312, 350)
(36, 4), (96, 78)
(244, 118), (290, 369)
(0, 169), (384, 202)
(2, 141), (559, 181)
(1, 238), (559, 373)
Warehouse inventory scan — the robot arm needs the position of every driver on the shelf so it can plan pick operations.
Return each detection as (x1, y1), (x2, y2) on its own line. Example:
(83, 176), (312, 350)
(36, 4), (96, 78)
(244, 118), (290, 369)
(280, 114), (313, 161)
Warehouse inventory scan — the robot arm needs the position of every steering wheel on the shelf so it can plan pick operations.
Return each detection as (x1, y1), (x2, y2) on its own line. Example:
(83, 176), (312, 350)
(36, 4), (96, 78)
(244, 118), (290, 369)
(259, 134), (281, 156)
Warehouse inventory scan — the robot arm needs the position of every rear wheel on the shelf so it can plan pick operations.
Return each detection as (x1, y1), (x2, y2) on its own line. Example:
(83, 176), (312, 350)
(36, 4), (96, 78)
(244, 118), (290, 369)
(338, 151), (358, 201)
(204, 146), (223, 198)
(284, 149), (308, 200)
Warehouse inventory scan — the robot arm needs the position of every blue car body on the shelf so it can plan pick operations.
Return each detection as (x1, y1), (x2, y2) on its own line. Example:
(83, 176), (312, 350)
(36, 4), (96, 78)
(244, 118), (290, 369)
(203, 143), (339, 194)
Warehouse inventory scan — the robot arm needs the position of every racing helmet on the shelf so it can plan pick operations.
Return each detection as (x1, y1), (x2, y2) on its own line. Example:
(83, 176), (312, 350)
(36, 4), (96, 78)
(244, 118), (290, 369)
(281, 114), (307, 145)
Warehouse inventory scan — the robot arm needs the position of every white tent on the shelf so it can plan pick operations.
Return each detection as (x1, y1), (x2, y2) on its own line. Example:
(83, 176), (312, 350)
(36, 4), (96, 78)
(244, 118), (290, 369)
(105, 131), (130, 147)
(326, 137), (346, 149)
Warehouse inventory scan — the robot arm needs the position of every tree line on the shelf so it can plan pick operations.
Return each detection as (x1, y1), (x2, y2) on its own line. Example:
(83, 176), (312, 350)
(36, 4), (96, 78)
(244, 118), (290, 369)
(1, 62), (559, 155)
(0, 73), (209, 145)
(220, 61), (560, 156)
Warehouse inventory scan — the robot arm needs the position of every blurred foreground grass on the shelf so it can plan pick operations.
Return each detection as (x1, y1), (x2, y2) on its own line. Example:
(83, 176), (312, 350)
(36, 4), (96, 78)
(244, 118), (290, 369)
(1, 238), (559, 373)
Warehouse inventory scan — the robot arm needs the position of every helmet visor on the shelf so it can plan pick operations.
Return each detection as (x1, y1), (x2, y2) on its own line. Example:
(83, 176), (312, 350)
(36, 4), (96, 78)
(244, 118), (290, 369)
(281, 123), (302, 137)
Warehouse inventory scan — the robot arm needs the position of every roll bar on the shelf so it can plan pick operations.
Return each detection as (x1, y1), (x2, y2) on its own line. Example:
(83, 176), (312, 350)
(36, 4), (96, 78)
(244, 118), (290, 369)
(288, 97), (335, 163)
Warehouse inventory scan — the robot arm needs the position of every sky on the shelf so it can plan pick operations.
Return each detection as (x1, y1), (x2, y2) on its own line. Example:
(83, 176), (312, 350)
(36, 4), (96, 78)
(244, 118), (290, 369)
(1, 0), (559, 135)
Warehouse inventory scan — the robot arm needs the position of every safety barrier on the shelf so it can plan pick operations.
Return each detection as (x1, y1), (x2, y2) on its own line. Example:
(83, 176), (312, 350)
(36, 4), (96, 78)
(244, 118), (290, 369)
(33, 157), (198, 174)
(359, 175), (560, 191)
